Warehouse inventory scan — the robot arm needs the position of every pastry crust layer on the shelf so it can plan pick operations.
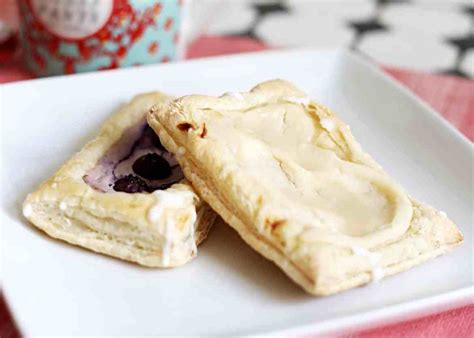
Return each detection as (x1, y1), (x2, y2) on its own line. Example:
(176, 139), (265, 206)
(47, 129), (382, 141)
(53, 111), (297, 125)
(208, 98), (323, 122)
(23, 92), (216, 267)
(148, 80), (463, 294)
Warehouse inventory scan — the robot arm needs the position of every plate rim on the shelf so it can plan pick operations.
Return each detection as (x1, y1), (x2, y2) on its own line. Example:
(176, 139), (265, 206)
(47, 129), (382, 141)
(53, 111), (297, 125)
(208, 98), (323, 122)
(338, 49), (471, 146)
(268, 286), (474, 336)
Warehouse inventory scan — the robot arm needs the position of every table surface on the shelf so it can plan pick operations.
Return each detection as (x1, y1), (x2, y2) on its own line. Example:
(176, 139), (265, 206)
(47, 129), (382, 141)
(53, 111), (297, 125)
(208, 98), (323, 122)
(1, 30), (473, 338)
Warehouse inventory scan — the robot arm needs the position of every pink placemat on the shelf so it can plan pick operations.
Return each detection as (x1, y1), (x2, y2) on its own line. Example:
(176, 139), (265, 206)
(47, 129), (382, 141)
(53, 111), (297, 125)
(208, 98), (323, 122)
(1, 35), (472, 337)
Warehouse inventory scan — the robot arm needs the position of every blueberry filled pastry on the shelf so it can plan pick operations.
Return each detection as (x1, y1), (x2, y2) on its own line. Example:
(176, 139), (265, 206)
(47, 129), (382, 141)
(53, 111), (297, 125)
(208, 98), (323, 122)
(148, 80), (463, 294)
(23, 93), (216, 267)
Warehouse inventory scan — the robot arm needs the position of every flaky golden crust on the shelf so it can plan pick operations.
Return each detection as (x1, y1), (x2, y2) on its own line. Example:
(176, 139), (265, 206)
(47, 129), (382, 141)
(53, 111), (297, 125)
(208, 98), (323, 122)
(23, 93), (216, 267)
(148, 79), (463, 294)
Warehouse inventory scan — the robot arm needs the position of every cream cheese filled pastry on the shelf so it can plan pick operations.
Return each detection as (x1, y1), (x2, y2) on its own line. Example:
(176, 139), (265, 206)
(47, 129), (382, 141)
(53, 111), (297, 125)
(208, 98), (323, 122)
(148, 80), (463, 295)
(23, 92), (216, 268)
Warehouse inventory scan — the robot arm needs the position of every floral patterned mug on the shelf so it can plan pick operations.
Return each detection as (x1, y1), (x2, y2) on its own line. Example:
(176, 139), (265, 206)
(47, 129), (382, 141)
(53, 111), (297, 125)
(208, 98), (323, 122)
(17, 0), (188, 76)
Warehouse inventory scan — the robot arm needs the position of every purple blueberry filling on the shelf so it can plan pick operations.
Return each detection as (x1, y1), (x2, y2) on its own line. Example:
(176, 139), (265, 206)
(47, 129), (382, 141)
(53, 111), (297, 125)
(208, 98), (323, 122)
(83, 121), (183, 193)
(113, 174), (149, 193)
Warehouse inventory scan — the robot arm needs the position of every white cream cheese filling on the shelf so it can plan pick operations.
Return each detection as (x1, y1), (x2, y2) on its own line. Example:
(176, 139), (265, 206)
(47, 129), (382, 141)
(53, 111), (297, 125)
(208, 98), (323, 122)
(203, 97), (413, 252)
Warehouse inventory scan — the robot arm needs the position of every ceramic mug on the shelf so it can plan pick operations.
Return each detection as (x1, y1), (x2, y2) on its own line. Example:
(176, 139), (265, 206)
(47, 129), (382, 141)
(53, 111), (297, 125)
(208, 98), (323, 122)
(17, 0), (189, 76)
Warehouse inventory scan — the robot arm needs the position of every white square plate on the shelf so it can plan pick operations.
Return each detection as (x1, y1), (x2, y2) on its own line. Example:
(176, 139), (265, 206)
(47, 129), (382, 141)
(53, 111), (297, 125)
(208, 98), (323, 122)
(1, 49), (472, 336)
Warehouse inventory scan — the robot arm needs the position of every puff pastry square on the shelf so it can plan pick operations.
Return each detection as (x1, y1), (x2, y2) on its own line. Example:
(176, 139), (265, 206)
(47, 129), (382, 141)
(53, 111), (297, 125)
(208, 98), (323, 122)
(24, 92), (216, 268)
(148, 80), (463, 295)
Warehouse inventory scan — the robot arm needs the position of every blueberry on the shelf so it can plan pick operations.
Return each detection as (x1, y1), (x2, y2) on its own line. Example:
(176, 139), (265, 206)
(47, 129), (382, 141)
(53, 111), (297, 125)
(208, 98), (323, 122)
(113, 175), (149, 193)
(144, 125), (166, 150)
(132, 153), (171, 180)
(149, 182), (174, 192)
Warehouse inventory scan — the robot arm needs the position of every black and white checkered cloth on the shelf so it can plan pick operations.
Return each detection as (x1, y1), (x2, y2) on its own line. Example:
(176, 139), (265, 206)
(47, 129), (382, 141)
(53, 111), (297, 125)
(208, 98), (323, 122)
(194, 0), (473, 78)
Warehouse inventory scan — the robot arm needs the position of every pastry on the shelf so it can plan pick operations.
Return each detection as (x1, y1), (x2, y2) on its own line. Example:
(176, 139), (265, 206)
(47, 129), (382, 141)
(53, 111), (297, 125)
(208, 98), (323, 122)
(23, 92), (216, 268)
(148, 80), (463, 295)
